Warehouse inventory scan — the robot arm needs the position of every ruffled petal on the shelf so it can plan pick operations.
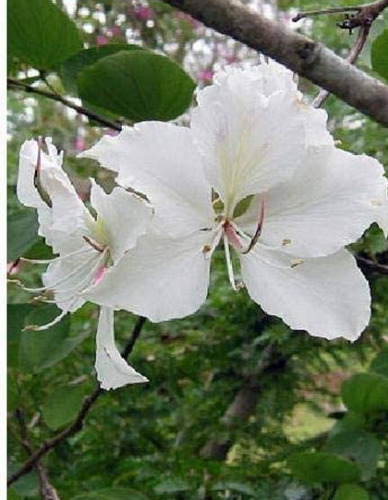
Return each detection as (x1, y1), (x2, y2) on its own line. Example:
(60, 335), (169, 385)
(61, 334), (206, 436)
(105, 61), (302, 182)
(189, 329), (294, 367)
(240, 247), (370, 341)
(191, 69), (306, 213)
(84, 230), (214, 322)
(80, 122), (214, 238)
(89, 179), (152, 262)
(95, 307), (148, 390)
(237, 146), (388, 257)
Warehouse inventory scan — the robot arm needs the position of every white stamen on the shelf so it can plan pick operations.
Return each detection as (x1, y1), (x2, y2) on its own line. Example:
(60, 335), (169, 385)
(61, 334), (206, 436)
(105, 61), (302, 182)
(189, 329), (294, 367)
(203, 223), (223, 260)
(24, 304), (74, 331)
(21, 246), (91, 265)
(223, 234), (239, 291)
(18, 252), (99, 293)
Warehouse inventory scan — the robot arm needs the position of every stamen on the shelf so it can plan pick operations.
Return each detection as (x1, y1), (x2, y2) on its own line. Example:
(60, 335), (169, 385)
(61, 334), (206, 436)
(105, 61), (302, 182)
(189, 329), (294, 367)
(223, 234), (239, 291)
(21, 246), (91, 265)
(24, 305), (72, 331)
(16, 252), (99, 293)
(224, 221), (243, 250)
(203, 223), (223, 260)
(83, 235), (106, 253)
(241, 197), (266, 255)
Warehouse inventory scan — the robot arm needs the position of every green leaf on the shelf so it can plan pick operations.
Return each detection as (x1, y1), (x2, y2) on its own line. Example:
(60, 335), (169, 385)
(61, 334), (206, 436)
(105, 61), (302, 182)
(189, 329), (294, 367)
(42, 384), (86, 430)
(18, 305), (87, 372)
(342, 373), (388, 414)
(154, 478), (191, 495)
(72, 489), (149, 500)
(288, 452), (361, 484)
(8, 489), (23, 500)
(372, 28), (388, 82)
(369, 346), (388, 377)
(8, 0), (83, 70)
(333, 484), (369, 500)
(77, 51), (195, 122)
(7, 303), (34, 368)
(7, 208), (39, 261)
(62, 44), (144, 94)
(325, 431), (381, 480)
(331, 412), (366, 436)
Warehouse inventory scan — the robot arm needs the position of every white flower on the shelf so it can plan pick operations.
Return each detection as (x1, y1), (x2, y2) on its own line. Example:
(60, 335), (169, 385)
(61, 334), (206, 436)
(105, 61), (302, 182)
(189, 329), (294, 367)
(81, 62), (388, 341)
(16, 138), (152, 389)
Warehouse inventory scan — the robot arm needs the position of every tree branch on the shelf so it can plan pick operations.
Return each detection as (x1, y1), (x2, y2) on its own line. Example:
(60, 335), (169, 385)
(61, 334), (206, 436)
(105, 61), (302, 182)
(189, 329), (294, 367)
(7, 78), (122, 132)
(159, 0), (388, 127)
(15, 409), (61, 500)
(7, 316), (147, 487)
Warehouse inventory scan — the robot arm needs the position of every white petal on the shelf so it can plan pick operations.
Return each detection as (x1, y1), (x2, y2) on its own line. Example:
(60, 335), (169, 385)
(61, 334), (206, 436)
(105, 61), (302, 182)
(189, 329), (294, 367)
(17, 139), (53, 239)
(214, 62), (333, 147)
(80, 122), (214, 238)
(84, 230), (214, 322)
(89, 180), (152, 262)
(237, 146), (388, 257)
(95, 307), (148, 390)
(240, 247), (370, 341)
(191, 72), (306, 213)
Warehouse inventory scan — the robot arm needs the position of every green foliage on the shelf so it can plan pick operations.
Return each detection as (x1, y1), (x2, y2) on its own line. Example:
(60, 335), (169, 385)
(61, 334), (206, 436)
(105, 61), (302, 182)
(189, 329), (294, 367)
(42, 384), (87, 430)
(77, 51), (195, 122)
(288, 452), (362, 484)
(8, 0), (83, 70)
(371, 29), (388, 82)
(333, 484), (370, 500)
(341, 373), (388, 414)
(72, 489), (149, 500)
(61, 44), (145, 94)
(7, 208), (39, 261)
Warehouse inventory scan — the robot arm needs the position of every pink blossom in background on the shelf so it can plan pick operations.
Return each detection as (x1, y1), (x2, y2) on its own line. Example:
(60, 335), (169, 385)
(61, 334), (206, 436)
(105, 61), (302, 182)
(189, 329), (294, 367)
(108, 26), (122, 37)
(134, 6), (154, 21)
(96, 35), (109, 45)
(197, 69), (214, 83)
(75, 137), (85, 152)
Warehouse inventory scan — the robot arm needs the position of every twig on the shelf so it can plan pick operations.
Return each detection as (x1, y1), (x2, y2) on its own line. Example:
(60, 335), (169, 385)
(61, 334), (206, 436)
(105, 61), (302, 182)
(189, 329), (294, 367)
(356, 256), (388, 275)
(313, 24), (371, 107)
(293, 0), (388, 24)
(8, 315), (147, 487)
(292, 6), (363, 22)
(15, 409), (61, 500)
(7, 78), (122, 132)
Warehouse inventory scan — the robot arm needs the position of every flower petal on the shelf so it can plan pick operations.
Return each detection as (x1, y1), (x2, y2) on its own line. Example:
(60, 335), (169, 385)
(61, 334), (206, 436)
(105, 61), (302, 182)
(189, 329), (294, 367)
(80, 122), (214, 238)
(89, 179), (152, 262)
(237, 146), (388, 257)
(240, 247), (370, 340)
(191, 68), (306, 212)
(84, 230), (214, 322)
(95, 306), (148, 390)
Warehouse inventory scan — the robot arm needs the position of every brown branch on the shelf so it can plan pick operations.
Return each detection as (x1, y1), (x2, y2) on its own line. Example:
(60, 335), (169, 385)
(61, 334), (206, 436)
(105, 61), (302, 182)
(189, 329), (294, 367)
(200, 343), (289, 460)
(8, 316), (147, 487)
(159, 0), (388, 127)
(15, 409), (61, 500)
(7, 78), (122, 132)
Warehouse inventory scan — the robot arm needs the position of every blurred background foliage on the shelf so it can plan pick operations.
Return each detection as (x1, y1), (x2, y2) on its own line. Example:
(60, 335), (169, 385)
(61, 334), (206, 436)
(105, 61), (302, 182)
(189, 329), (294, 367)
(7, 0), (388, 499)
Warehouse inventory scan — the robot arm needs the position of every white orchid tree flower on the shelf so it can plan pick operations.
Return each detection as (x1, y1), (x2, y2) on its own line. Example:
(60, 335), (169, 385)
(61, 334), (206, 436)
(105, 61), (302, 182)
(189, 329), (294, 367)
(16, 138), (152, 390)
(81, 63), (388, 341)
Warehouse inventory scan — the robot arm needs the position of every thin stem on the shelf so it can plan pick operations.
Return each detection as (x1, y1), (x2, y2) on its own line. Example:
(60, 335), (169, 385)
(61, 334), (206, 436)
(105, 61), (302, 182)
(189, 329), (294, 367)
(356, 256), (388, 275)
(7, 78), (122, 132)
(313, 24), (370, 107)
(7, 315), (147, 487)
(292, 6), (362, 22)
